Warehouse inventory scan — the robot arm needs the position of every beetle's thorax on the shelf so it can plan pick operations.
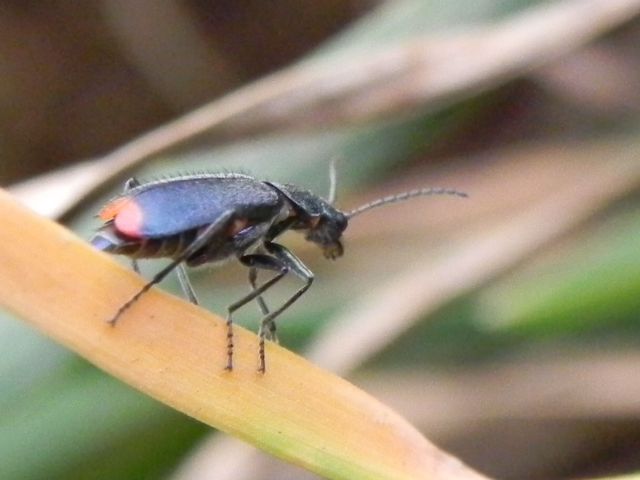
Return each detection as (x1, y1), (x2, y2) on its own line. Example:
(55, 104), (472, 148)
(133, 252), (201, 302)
(267, 182), (348, 259)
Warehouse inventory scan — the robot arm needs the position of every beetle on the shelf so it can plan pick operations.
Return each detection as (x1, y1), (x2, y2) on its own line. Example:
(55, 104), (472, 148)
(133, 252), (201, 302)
(91, 165), (467, 372)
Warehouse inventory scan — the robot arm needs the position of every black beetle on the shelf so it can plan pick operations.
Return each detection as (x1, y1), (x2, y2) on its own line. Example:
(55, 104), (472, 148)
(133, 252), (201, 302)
(91, 166), (466, 372)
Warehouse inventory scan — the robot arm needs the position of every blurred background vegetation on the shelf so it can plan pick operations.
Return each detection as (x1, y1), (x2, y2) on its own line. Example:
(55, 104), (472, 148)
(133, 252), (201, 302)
(2, 1), (640, 479)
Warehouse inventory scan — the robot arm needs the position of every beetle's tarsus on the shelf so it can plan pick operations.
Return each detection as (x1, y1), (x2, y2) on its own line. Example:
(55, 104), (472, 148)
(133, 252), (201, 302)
(226, 316), (234, 371)
(258, 324), (268, 373)
(107, 309), (126, 326)
(258, 348), (266, 373)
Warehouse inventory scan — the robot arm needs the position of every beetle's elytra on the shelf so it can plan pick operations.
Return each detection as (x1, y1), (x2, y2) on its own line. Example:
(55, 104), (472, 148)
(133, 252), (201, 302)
(91, 169), (467, 372)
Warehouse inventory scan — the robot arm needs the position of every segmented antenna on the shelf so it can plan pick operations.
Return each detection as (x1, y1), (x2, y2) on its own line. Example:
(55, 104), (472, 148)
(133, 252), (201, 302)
(346, 187), (468, 218)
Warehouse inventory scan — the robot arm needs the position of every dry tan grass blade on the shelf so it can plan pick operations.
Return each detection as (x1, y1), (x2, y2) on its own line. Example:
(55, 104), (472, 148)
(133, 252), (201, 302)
(0, 189), (490, 480)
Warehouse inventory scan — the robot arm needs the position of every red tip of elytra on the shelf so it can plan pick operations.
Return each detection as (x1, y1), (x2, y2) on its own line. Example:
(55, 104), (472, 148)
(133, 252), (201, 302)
(99, 197), (144, 238)
(99, 197), (131, 221)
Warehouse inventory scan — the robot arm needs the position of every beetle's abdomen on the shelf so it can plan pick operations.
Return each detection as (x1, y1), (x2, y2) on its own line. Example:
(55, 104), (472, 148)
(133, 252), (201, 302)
(91, 224), (198, 259)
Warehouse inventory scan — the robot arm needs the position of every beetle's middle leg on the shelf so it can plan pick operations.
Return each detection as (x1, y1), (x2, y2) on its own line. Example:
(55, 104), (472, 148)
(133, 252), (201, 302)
(222, 243), (315, 373)
(248, 267), (278, 342)
(226, 254), (288, 371)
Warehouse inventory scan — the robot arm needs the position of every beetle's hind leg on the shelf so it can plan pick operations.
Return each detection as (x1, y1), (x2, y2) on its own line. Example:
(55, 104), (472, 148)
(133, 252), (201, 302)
(108, 211), (234, 326)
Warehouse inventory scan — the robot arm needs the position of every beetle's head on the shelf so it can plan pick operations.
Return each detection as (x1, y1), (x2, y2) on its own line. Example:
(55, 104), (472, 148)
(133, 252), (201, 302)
(271, 183), (348, 259)
(304, 206), (348, 260)
(267, 178), (469, 260)
(268, 160), (469, 261)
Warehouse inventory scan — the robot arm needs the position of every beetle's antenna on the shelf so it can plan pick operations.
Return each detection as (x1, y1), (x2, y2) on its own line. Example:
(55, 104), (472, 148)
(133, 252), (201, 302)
(346, 187), (468, 218)
(327, 157), (338, 204)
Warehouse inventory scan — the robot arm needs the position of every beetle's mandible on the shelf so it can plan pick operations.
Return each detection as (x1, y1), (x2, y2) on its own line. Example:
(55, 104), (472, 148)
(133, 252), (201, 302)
(91, 167), (467, 372)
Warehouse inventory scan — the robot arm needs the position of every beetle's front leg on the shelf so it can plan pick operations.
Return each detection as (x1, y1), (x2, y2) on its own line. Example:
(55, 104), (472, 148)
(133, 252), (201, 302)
(256, 242), (314, 373)
(109, 211), (235, 326)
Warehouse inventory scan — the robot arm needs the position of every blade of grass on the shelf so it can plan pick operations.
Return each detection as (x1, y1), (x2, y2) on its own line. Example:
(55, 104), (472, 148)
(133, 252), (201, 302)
(0, 188), (490, 480)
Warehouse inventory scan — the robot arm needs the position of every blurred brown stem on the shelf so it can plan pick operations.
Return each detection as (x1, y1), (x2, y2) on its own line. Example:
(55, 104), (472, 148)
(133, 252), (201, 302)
(11, 0), (640, 220)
